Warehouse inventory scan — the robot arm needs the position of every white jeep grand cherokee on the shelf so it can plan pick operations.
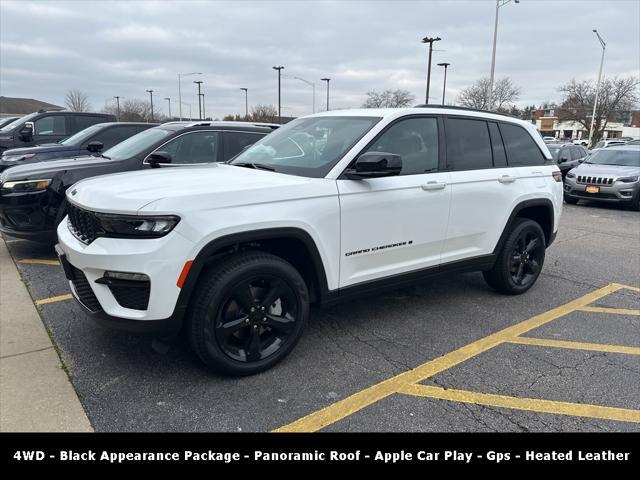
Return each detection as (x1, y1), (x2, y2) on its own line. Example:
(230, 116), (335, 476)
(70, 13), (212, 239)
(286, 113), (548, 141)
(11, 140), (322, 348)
(56, 106), (563, 375)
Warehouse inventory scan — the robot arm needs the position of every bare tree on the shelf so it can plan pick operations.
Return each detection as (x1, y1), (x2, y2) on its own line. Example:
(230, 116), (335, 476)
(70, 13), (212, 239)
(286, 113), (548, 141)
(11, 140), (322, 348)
(64, 89), (91, 112)
(249, 104), (279, 123)
(362, 89), (415, 108)
(102, 99), (161, 122)
(557, 76), (639, 147)
(457, 77), (521, 112)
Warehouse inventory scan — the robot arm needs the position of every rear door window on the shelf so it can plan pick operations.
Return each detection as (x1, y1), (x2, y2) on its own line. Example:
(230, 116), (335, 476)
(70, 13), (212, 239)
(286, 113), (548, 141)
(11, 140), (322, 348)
(499, 123), (546, 166)
(446, 118), (493, 171)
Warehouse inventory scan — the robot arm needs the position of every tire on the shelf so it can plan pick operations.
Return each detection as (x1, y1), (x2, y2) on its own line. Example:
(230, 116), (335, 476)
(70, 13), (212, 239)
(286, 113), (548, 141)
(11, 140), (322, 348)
(187, 251), (309, 376)
(632, 192), (640, 211)
(564, 196), (579, 205)
(483, 218), (546, 295)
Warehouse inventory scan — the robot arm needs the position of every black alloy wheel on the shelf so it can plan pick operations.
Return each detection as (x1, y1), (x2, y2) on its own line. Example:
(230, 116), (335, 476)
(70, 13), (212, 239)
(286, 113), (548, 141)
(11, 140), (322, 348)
(509, 230), (543, 288)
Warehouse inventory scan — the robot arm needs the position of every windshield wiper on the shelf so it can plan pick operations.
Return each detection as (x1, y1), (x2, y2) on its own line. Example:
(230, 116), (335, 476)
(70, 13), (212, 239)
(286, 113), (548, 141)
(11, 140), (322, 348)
(233, 162), (275, 171)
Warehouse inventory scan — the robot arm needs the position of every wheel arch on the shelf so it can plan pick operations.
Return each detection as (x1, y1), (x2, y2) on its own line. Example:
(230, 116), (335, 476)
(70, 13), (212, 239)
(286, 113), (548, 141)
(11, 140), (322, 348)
(493, 198), (555, 255)
(175, 227), (329, 318)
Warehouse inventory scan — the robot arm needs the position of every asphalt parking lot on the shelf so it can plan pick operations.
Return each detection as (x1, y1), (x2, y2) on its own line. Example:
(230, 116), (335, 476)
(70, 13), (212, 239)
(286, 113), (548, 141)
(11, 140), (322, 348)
(3, 201), (639, 432)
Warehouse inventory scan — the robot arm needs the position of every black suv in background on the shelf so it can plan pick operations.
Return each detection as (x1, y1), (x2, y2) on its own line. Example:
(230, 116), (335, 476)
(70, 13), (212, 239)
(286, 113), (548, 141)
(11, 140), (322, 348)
(0, 122), (156, 171)
(0, 117), (21, 129)
(0, 121), (277, 243)
(546, 143), (588, 178)
(0, 111), (115, 153)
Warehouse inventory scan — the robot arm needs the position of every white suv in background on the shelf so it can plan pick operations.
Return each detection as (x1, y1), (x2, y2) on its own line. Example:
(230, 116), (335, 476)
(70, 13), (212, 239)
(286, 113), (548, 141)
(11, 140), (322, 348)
(56, 106), (563, 375)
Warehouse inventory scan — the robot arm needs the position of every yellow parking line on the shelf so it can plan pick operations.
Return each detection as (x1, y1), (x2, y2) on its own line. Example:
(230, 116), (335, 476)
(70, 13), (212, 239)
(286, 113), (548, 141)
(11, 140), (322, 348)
(35, 294), (73, 305)
(274, 283), (622, 432)
(397, 384), (640, 424)
(578, 306), (640, 316)
(616, 284), (640, 293)
(19, 259), (60, 266)
(508, 336), (640, 355)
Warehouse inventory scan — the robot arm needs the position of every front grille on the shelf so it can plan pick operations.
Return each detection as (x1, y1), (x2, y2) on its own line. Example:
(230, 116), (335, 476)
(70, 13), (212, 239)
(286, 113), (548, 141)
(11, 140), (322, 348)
(108, 282), (150, 310)
(70, 265), (102, 312)
(67, 203), (102, 244)
(576, 175), (614, 185)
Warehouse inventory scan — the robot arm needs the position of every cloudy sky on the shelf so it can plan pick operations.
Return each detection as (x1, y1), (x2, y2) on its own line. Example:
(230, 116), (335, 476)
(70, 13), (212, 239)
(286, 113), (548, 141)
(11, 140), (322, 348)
(1, 0), (638, 119)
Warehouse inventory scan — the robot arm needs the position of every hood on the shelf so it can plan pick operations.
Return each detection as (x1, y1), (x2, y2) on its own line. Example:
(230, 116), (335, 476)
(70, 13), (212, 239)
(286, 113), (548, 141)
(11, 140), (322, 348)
(0, 154), (112, 182)
(67, 164), (332, 214)
(2, 143), (68, 157)
(571, 162), (640, 178)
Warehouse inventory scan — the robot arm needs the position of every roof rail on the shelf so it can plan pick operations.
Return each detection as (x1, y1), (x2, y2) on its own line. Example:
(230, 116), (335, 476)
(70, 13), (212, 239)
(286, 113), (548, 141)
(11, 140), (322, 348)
(413, 104), (518, 119)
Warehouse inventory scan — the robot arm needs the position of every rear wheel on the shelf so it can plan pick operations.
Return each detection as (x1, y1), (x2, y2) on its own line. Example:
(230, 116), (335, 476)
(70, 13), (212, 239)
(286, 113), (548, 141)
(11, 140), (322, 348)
(187, 251), (309, 375)
(483, 218), (546, 295)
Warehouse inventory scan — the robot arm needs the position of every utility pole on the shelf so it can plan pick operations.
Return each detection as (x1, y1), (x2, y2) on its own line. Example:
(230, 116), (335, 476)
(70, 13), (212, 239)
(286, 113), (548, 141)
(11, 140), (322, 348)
(194, 80), (203, 120)
(273, 66), (284, 123)
(113, 96), (120, 121)
(588, 29), (607, 147)
(164, 98), (171, 119)
(200, 93), (206, 120)
(177, 72), (202, 121)
(146, 90), (154, 122)
(437, 63), (450, 104)
(489, 0), (519, 109)
(240, 88), (248, 118)
(421, 36), (441, 104)
(321, 78), (331, 111)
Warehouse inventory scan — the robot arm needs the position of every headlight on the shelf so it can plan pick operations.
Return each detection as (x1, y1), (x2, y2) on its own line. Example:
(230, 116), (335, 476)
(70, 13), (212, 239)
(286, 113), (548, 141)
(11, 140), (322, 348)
(616, 176), (639, 183)
(1, 178), (51, 192)
(1, 153), (35, 162)
(95, 213), (180, 238)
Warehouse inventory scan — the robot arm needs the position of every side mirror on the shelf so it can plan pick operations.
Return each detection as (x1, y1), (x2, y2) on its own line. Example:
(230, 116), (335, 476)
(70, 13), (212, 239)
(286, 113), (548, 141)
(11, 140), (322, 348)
(86, 141), (104, 153)
(558, 156), (569, 163)
(147, 151), (172, 168)
(345, 152), (402, 180)
(18, 122), (34, 141)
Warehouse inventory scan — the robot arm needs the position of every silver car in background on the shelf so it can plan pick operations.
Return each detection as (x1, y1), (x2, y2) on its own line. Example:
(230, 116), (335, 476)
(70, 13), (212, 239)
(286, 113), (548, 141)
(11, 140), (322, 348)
(563, 145), (640, 210)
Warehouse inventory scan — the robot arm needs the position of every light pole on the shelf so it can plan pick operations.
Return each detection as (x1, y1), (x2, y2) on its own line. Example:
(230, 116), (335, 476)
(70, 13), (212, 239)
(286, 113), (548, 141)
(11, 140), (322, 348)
(588, 29), (606, 147)
(200, 93), (206, 120)
(240, 88), (248, 118)
(164, 97), (171, 119)
(421, 36), (441, 104)
(489, 0), (519, 110)
(437, 63), (450, 104)
(177, 72), (202, 121)
(146, 90), (154, 122)
(321, 78), (330, 111)
(194, 80), (203, 120)
(273, 66), (285, 123)
(113, 96), (121, 121)
(292, 76), (316, 113)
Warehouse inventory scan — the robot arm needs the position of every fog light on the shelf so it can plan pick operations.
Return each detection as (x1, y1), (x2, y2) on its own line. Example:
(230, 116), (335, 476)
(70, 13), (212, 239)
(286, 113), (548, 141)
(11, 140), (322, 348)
(103, 271), (149, 282)
(620, 191), (633, 197)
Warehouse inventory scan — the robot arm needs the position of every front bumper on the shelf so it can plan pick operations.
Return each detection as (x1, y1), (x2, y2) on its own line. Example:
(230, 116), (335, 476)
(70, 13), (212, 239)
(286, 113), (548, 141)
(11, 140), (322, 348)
(56, 218), (196, 333)
(563, 177), (639, 203)
(0, 189), (60, 242)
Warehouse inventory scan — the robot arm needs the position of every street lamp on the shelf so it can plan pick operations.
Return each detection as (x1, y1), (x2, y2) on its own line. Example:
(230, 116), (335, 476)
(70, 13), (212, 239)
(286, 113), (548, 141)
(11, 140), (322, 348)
(200, 93), (206, 120)
(489, 0), (519, 110)
(588, 29), (606, 147)
(113, 96), (121, 121)
(177, 72), (202, 120)
(240, 88), (248, 118)
(292, 76), (316, 113)
(194, 80), (203, 120)
(437, 63), (450, 104)
(421, 36), (441, 104)
(146, 90), (154, 122)
(273, 66), (285, 123)
(321, 78), (331, 111)
(164, 98), (171, 119)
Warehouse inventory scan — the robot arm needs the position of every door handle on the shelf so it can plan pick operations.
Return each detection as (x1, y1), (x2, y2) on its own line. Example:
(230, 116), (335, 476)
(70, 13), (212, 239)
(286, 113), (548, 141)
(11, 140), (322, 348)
(498, 175), (516, 184)
(421, 181), (447, 191)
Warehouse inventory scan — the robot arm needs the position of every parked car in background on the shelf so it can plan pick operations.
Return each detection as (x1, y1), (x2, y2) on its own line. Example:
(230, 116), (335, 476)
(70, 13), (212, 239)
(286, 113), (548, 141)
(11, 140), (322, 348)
(591, 139), (627, 150)
(547, 143), (588, 178)
(0, 121), (277, 243)
(0, 117), (21, 129)
(0, 122), (156, 172)
(572, 138), (588, 146)
(0, 111), (116, 153)
(625, 139), (640, 146)
(543, 136), (556, 142)
(564, 144), (640, 210)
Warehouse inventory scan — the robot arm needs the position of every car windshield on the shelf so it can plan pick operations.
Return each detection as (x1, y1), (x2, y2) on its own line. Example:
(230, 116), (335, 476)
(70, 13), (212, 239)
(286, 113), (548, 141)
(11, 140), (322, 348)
(59, 124), (104, 146)
(103, 127), (172, 160)
(586, 149), (640, 167)
(229, 116), (381, 177)
(0, 113), (35, 132)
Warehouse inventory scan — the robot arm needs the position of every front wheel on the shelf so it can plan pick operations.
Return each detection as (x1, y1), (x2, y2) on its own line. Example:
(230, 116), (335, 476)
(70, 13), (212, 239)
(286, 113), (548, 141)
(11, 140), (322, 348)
(483, 218), (546, 295)
(564, 196), (579, 205)
(187, 251), (309, 375)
